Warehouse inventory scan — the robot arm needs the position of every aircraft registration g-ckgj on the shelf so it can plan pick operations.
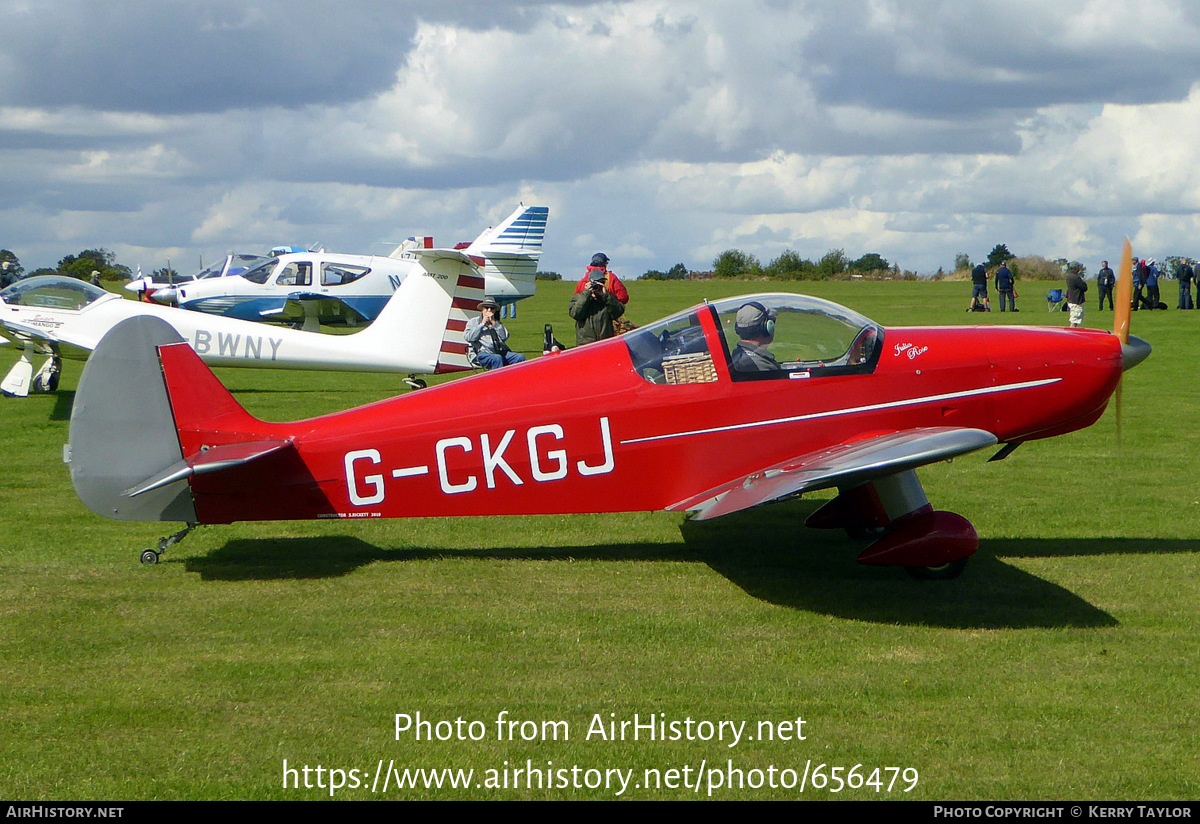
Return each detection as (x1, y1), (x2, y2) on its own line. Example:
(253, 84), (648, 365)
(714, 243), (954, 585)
(66, 243), (1150, 578)
(0, 205), (548, 397)
(148, 204), (547, 329)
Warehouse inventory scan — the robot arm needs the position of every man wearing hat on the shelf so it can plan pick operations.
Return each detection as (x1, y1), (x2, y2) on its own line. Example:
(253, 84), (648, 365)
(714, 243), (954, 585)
(568, 266), (625, 345)
(731, 301), (781, 372)
(574, 252), (629, 305)
(464, 297), (526, 369)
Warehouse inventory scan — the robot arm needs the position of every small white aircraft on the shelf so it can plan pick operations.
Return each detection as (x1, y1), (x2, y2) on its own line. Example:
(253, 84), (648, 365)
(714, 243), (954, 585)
(151, 204), (547, 331)
(0, 209), (547, 396)
(125, 252), (275, 304)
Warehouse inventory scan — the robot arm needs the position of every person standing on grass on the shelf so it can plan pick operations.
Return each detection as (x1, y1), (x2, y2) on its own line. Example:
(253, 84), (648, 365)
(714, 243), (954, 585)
(1066, 269), (1088, 328)
(1097, 261), (1115, 310)
(968, 262), (990, 311)
(995, 261), (1016, 312)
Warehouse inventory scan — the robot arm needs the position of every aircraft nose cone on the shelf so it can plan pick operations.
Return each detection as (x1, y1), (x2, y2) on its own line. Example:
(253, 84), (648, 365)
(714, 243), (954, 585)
(1121, 335), (1151, 372)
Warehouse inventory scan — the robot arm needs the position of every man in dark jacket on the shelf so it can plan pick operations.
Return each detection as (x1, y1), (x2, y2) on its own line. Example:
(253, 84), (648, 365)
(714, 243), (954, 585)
(1065, 271), (1088, 328)
(569, 268), (625, 345)
(1178, 259), (1194, 310)
(1096, 260), (1115, 310)
(968, 262), (990, 311)
(994, 262), (1016, 312)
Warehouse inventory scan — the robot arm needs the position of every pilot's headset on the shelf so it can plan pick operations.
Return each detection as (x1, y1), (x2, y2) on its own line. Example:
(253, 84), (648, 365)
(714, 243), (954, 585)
(735, 301), (776, 340)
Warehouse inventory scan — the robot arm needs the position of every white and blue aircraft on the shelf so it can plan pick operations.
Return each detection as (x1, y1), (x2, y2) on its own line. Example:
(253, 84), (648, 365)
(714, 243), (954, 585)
(152, 204), (547, 331)
(0, 207), (549, 397)
(125, 252), (275, 303)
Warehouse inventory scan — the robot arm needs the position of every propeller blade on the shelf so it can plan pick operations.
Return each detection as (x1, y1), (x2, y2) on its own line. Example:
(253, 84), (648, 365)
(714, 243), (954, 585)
(1113, 238), (1133, 446)
(1114, 238), (1132, 344)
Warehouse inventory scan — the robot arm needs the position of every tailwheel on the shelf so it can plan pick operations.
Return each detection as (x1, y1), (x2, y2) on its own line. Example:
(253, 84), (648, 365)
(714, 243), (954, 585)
(140, 549), (161, 565)
(403, 376), (427, 390)
(905, 557), (969, 581)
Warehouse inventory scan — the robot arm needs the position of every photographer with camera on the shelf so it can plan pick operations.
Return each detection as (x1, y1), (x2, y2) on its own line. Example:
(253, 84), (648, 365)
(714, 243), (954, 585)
(573, 252), (629, 305)
(465, 297), (527, 369)
(568, 267), (625, 345)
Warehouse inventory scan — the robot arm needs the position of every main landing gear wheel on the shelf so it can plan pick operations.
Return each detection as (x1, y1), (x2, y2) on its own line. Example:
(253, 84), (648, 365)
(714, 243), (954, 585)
(905, 558), (969, 581)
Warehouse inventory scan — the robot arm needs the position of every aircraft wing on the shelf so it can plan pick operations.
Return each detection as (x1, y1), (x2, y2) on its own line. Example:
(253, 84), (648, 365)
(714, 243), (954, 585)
(668, 427), (998, 521)
(0, 314), (96, 353)
(246, 293), (373, 327)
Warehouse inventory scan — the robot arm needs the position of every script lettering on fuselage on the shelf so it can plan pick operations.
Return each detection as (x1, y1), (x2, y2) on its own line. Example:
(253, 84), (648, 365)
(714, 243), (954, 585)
(344, 417), (615, 506)
(191, 329), (283, 361)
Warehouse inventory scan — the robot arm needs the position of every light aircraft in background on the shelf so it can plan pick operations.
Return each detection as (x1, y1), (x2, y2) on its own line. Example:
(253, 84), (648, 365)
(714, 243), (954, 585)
(65, 243), (1149, 578)
(0, 221), (540, 396)
(150, 204), (548, 331)
(125, 252), (274, 304)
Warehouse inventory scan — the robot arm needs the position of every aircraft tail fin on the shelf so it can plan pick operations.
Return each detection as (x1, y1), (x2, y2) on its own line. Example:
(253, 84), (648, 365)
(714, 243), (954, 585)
(464, 204), (548, 296)
(347, 251), (484, 375)
(67, 316), (281, 522)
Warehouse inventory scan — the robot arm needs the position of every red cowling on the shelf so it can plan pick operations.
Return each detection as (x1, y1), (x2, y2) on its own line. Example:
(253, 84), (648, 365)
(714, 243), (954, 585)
(856, 511), (978, 567)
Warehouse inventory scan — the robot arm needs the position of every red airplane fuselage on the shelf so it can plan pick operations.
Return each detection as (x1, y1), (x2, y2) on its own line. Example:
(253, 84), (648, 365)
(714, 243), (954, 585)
(166, 303), (1122, 525)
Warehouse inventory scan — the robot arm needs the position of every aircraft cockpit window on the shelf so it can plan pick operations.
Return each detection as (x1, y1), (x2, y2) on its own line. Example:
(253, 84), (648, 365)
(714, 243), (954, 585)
(239, 259), (277, 285)
(322, 264), (370, 286)
(713, 294), (883, 381)
(0, 275), (110, 309)
(276, 262), (313, 287)
(624, 309), (718, 385)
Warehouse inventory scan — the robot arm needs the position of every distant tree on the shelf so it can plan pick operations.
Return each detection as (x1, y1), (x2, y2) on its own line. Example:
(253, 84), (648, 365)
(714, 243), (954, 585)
(986, 244), (1015, 267)
(28, 267), (57, 279)
(642, 262), (689, 280)
(850, 252), (889, 273)
(712, 249), (762, 279)
(56, 248), (132, 282)
(0, 249), (22, 278)
(764, 250), (812, 279)
(535, 271), (562, 281)
(954, 253), (971, 272)
(152, 266), (180, 282)
(814, 248), (848, 279)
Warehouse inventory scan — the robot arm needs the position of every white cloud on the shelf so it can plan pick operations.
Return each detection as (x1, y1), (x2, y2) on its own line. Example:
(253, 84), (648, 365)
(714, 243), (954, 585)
(6, 0), (1200, 277)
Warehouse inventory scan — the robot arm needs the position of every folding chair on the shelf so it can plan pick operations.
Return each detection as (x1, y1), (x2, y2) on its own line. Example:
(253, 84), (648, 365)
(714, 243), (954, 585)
(1045, 289), (1064, 312)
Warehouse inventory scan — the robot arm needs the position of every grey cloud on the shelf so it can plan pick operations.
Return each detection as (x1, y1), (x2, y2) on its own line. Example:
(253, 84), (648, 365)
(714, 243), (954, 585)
(0, 1), (417, 113)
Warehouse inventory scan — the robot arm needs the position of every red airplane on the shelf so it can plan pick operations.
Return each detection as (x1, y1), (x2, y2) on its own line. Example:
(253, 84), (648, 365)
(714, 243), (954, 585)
(66, 248), (1148, 578)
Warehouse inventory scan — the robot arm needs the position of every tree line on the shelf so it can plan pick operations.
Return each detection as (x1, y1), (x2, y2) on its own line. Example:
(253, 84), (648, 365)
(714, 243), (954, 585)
(1, 248), (135, 282)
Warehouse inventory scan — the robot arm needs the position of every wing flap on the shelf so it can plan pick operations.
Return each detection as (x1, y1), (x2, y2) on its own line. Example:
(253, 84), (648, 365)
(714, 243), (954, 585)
(669, 427), (998, 521)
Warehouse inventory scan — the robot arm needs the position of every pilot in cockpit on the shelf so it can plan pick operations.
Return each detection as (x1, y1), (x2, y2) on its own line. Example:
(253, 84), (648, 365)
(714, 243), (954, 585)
(731, 302), (782, 372)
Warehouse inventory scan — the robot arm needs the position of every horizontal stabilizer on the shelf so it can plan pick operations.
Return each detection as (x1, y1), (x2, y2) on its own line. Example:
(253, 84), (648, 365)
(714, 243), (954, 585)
(125, 439), (294, 497)
(669, 427), (998, 521)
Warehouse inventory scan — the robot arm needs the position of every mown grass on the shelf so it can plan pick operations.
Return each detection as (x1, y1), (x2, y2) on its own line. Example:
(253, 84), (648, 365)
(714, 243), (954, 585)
(0, 278), (1196, 800)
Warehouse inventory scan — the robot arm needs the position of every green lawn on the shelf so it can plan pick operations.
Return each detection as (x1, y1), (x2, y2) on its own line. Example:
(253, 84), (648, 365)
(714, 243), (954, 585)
(0, 278), (1195, 799)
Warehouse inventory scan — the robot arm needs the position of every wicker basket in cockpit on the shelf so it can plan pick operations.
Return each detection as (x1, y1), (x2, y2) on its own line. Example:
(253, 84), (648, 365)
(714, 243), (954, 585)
(661, 352), (718, 385)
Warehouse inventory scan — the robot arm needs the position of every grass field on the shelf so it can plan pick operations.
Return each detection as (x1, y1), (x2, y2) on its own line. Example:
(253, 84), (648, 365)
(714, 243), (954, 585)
(1, 278), (1196, 800)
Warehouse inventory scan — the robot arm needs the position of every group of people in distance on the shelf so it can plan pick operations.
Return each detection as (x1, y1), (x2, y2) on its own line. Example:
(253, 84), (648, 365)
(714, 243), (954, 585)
(465, 252), (631, 370)
(966, 260), (1019, 314)
(967, 254), (1198, 331)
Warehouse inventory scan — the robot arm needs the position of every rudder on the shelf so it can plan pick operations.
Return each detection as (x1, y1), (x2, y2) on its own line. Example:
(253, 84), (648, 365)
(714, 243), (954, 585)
(67, 317), (198, 522)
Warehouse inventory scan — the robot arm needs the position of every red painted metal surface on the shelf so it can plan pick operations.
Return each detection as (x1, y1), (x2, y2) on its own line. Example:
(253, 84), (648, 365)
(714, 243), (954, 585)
(156, 302), (1123, 530)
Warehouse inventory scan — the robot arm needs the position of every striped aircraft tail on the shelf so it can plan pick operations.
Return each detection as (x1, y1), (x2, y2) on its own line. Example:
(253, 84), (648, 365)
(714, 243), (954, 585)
(435, 270), (487, 373)
(465, 204), (548, 297)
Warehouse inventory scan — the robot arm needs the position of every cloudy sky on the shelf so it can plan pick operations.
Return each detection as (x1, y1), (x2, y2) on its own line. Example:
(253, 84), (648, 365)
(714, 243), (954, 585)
(4, 0), (1200, 278)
